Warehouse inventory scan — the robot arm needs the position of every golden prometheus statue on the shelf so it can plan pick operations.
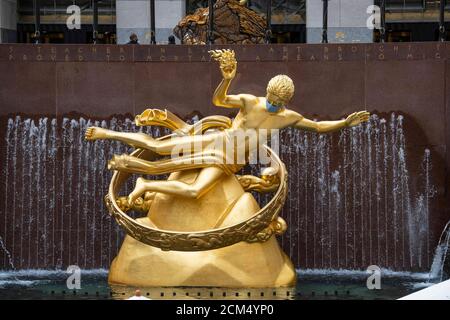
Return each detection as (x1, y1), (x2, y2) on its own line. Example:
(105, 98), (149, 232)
(85, 49), (369, 288)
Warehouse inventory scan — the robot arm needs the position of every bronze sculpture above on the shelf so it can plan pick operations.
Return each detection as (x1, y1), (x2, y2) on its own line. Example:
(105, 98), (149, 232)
(173, 0), (267, 44)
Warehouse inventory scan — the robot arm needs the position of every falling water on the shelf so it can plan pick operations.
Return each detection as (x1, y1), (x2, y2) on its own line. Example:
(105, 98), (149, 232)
(0, 236), (15, 271)
(429, 221), (450, 282)
(0, 113), (436, 271)
(277, 113), (434, 270)
(2, 119), (13, 270)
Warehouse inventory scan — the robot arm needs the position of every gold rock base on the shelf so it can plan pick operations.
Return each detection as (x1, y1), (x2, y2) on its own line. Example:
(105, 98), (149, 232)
(108, 170), (296, 287)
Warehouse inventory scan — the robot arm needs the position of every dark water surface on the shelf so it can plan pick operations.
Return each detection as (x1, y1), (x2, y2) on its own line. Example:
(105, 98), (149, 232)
(0, 269), (435, 300)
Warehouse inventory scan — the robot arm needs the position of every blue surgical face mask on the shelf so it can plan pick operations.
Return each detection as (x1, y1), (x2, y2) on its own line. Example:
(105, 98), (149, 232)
(266, 99), (283, 113)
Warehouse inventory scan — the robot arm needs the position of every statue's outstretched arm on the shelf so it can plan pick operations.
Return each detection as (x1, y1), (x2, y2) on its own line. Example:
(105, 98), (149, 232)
(292, 110), (370, 133)
(209, 49), (244, 109)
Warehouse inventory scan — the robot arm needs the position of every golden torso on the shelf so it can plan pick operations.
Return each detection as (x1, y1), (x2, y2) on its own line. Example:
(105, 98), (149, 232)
(230, 97), (297, 131)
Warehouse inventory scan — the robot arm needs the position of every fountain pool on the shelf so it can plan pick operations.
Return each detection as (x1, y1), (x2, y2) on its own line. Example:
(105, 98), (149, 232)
(0, 269), (436, 300)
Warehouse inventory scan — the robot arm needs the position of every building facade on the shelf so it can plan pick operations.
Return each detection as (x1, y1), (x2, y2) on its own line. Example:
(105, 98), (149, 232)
(0, 0), (17, 43)
(0, 0), (449, 44)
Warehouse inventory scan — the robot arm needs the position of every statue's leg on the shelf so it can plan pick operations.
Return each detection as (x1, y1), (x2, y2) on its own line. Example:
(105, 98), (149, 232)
(127, 166), (225, 203)
(85, 127), (219, 156)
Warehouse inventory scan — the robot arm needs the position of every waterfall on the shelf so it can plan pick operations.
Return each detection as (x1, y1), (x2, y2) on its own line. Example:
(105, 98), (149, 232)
(278, 113), (434, 270)
(429, 221), (450, 282)
(0, 113), (436, 271)
(0, 236), (15, 271)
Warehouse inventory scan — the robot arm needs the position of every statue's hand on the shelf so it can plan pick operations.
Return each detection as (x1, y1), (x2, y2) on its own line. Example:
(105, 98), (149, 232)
(85, 126), (109, 141)
(220, 63), (237, 80)
(209, 49), (237, 80)
(345, 111), (370, 127)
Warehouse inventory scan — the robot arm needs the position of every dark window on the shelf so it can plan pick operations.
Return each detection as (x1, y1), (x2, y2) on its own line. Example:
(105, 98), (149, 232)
(17, 0), (116, 44)
(186, 0), (208, 14)
(17, 0), (116, 21)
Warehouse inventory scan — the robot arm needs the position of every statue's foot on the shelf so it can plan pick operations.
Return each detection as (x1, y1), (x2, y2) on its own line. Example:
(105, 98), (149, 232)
(108, 154), (125, 170)
(85, 127), (109, 141)
(128, 177), (149, 206)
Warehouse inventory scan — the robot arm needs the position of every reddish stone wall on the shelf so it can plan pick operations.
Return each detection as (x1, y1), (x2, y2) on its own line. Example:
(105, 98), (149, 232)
(0, 43), (449, 271)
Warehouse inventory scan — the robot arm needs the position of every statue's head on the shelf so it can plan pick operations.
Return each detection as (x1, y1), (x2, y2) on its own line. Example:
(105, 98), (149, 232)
(266, 75), (295, 108)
